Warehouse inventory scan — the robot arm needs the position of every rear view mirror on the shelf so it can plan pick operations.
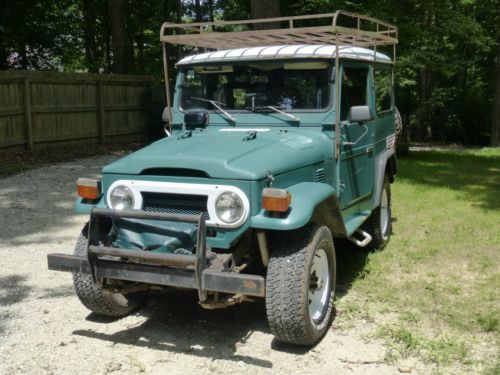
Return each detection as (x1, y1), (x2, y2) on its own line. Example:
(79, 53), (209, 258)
(348, 105), (374, 124)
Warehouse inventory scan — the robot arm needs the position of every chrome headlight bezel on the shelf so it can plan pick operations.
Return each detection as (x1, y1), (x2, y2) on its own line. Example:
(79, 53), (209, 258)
(215, 191), (244, 224)
(109, 185), (135, 210)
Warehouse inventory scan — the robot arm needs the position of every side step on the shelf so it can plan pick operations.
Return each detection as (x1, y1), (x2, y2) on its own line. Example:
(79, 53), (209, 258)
(348, 229), (372, 247)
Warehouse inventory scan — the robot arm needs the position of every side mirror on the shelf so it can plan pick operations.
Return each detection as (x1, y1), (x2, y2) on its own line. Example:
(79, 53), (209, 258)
(184, 111), (208, 129)
(348, 105), (374, 124)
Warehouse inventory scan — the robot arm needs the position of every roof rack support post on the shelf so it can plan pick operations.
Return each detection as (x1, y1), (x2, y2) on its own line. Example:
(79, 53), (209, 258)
(335, 32), (341, 196)
(162, 42), (173, 132)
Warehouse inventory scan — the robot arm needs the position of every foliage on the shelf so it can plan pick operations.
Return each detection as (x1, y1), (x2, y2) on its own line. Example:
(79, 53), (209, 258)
(0, 0), (499, 144)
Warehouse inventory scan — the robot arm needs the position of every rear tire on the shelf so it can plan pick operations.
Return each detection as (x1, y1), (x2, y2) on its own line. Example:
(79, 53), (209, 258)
(266, 224), (336, 346)
(72, 230), (145, 317)
(363, 177), (392, 249)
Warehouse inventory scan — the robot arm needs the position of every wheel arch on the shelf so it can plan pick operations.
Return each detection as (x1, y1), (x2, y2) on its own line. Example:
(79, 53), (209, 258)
(373, 149), (397, 207)
(251, 182), (347, 237)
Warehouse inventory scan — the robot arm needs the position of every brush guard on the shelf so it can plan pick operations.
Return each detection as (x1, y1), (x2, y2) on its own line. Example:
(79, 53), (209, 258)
(47, 208), (265, 301)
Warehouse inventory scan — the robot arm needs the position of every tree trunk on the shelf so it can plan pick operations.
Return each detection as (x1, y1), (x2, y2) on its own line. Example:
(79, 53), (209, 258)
(19, 45), (28, 69)
(207, 0), (215, 22)
(108, 0), (127, 74)
(0, 6), (6, 69)
(82, 0), (99, 73)
(176, 0), (182, 60)
(137, 22), (144, 73)
(124, 0), (134, 73)
(417, 67), (432, 141)
(0, 30), (8, 69)
(104, 0), (111, 73)
(416, 10), (433, 142)
(194, 0), (202, 22)
(491, 46), (500, 146)
(250, 0), (281, 30)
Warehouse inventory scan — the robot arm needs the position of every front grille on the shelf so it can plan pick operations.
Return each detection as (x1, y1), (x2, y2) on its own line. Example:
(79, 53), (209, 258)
(141, 192), (210, 220)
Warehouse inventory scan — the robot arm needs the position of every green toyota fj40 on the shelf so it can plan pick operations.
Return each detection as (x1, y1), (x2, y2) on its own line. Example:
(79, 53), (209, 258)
(48, 12), (399, 345)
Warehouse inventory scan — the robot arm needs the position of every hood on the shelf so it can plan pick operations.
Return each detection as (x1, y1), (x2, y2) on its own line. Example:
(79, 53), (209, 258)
(103, 128), (332, 180)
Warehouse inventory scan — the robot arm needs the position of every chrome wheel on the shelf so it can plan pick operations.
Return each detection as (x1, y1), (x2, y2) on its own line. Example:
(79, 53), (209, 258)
(308, 248), (330, 323)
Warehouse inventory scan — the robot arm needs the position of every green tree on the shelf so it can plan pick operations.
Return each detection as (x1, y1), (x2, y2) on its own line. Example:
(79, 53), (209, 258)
(0, 0), (498, 145)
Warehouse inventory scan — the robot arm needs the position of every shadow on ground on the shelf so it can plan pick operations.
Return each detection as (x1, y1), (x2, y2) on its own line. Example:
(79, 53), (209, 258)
(0, 274), (32, 335)
(71, 234), (380, 367)
(74, 290), (274, 368)
(0, 274), (31, 305)
(0, 157), (114, 243)
(335, 238), (374, 298)
(398, 151), (500, 210)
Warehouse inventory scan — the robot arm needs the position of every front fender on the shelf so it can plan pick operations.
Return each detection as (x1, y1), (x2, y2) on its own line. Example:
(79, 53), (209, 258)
(74, 196), (106, 215)
(251, 182), (343, 232)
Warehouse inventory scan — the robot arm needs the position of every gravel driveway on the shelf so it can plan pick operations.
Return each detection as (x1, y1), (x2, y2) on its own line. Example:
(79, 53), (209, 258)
(0, 155), (424, 375)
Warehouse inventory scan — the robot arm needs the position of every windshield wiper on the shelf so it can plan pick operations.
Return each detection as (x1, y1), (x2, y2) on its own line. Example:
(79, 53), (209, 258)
(246, 102), (301, 123)
(191, 97), (237, 123)
(266, 106), (301, 122)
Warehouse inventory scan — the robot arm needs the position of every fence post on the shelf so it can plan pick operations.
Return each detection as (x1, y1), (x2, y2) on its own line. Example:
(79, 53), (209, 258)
(23, 77), (34, 151)
(96, 80), (105, 143)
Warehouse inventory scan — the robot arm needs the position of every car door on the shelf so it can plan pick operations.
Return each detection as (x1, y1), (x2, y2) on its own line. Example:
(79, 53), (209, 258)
(338, 64), (375, 210)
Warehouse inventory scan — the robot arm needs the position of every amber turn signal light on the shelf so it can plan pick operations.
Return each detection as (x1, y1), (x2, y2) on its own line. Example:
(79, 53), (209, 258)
(262, 188), (291, 213)
(77, 178), (102, 200)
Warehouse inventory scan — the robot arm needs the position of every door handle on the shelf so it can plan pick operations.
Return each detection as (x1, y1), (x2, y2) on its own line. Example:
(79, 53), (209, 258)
(366, 147), (374, 154)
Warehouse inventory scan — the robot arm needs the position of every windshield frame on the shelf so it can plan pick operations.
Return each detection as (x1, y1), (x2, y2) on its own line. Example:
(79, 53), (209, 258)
(176, 59), (335, 115)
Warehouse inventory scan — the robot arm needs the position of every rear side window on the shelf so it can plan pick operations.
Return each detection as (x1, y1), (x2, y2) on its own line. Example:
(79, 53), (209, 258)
(375, 69), (392, 113)
(341, 67), (368, 121)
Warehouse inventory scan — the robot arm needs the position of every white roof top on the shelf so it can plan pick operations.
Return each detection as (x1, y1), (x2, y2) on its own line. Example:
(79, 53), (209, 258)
(177, 45), (392, 65)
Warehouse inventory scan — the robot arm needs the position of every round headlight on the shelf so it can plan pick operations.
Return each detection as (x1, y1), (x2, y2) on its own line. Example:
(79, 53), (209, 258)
(215, 192), (244, 224)
(109, 185), (135, 210)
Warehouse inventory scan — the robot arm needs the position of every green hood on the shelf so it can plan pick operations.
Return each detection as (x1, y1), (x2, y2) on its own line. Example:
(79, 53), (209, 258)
(103, 128), (332, 180)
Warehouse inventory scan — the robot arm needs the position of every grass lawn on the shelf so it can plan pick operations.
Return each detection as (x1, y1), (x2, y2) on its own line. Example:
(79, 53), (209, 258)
(336, 148), (500, 374)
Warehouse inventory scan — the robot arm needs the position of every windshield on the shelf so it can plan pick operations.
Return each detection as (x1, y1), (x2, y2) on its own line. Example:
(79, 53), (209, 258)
(180, 60), (332, 112)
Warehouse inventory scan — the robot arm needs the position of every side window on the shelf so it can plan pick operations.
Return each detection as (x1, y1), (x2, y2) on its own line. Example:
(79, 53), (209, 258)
(341, 67), (368, 121)
(375, 69), (392, 113)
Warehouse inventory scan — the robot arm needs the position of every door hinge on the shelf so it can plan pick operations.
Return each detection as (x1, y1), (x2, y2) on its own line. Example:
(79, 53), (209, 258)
(339, 181), (346, 193)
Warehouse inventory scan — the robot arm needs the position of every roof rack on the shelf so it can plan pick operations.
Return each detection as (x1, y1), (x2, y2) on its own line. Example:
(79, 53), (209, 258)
(159, 11), (398, 167)
(160, 11), (397, 51)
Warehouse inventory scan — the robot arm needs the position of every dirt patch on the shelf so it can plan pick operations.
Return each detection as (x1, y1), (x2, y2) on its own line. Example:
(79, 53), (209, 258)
(0, 142), (145, 178)
(0, 155), (432, 375)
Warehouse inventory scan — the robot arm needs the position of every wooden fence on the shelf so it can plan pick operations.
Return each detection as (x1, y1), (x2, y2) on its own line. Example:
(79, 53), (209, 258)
(0, 71), (154, 152)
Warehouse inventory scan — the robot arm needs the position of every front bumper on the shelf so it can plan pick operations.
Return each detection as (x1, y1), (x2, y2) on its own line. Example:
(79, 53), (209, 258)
(47, 208), (265, 301)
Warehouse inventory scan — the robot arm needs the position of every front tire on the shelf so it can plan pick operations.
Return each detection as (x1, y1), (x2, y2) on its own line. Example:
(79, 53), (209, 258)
(72, 231), (145, 317)
(266, 224), (336, 345)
